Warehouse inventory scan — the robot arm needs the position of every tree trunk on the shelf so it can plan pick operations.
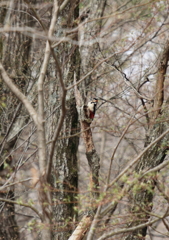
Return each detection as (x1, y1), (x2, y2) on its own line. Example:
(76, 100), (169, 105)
(0, 140), (19, 240)
(0, 191), (19, 240)
(0, 1), (38, 239)
(52, 100), (79, 240)
(125, 40), (169, 240)
(51, 2), (80, 239)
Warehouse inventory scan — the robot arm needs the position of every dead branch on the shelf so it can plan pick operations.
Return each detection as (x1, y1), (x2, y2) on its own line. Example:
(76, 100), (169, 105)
(74, 73), (100, 195)
(87, 205), (102, 240)
(68, 215), (92, 240)
(153, 40), (169, 119)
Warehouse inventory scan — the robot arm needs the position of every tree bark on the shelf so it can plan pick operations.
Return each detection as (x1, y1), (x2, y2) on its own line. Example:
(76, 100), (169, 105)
(125, 39), (169, 240)
(0, 139), (19, 240)
(52, 99), (79, 239)
(0, 191), (19, 240)
(153, 40), (169, 119)
(51, 2), (80, 239)
(0, 1), (37, 239)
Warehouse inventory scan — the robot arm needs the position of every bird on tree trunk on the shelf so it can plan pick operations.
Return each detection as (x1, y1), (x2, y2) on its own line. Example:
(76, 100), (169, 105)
(87, 98), (98, 120)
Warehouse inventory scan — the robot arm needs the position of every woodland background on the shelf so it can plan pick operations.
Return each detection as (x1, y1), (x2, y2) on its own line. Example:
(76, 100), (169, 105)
(0, 0), (169, 240)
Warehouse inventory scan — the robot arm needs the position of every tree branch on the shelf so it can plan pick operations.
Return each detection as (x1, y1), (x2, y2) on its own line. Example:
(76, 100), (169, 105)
(106, 116), (134, 186)
(97, 215), (164, 240)
(0, 63), (38, 125)
(0, 197), (42, 220)
(35, 0), (59, 174)
(87, 205), (102, 240)
(108, 126), (169, 189)
(68, 215), (92, 240)
(112, 64), (152, 101)
(74, 73), (100, 196)
(66, 54), (116, 91)
(46, 34), (67, 184)
(23, 0), (68, 183)
(0, 178), (38, 191)
(153, 40), (169, 119)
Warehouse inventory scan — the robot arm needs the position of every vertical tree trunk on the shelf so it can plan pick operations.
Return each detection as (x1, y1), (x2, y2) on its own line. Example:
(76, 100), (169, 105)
(51, 2), (80, 239)
(1, 0), (37, 133)
(0, 1), (37, 239)
(79, 0), (107, 100)
(52, 100), (79, 239)
(125, 40), (169, 240)
(77, 0), (106, 207)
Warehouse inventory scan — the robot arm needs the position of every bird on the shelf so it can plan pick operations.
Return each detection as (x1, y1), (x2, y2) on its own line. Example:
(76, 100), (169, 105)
(87, 98), (98, 119)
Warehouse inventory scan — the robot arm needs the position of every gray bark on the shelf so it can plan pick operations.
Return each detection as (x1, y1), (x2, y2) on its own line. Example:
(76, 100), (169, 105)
(0, 1), (39, 239)
(0, 191), (19, 240)
(125, 40), (169, 240)
(51, 2), (80, 239)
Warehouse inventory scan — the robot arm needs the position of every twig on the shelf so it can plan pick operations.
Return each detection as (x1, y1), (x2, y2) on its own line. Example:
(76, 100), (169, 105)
(156, 179), (169, 203)
(142, 160), (169, 177)
(0, 63), (38, 125)
(112, 64), (152, 101)
(0, 197), (42, 220)
(108, 126), (169, 189)
(97, 215), (164, 240)
(0, 102), (22, 146)
(138, 78), (150, 126)
(162, 219), (169, 232)
(66, 53), (116, 91)
(0, 102), (22, 161)
(0, 178), (38, 191)
(106, 116), (134, 186)
(47, 126), (91, 142)
(87, 205), (102, 240)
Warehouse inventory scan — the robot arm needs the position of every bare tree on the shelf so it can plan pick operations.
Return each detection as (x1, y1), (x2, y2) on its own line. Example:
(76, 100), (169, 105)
(0, 1), (169, 240)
